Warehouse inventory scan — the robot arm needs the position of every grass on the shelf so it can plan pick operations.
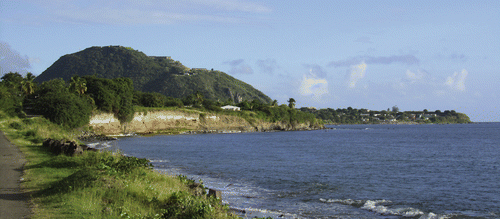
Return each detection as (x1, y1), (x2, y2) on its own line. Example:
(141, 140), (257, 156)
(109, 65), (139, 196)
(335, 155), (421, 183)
(0, 111), (239, 219)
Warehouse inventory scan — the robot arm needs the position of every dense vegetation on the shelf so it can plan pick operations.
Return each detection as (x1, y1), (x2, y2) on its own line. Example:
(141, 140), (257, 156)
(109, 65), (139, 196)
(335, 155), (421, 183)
(35, 46), (272, 104)
(2, 71), (320, 131)
(300, 106), (471, 124)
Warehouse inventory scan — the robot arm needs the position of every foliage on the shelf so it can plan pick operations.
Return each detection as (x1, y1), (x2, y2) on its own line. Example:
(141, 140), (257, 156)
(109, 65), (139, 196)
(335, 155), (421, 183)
(0, 72), (25, 116)
(83, 76), (135, 123)
(69, 75), (87, 96)
(234, 99), (320, 127)
(34, 88), (93, 128)
(0, 85), (19, 116)
(35, 45), (272, 104)
(134, 90), (168, 108)
(288, 98), (296, 109)
(302, 107), (471, 124)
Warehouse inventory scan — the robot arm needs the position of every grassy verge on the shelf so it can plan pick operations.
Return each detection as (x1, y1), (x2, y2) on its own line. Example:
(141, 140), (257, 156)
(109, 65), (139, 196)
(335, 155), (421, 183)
(0, 111), (238, 219)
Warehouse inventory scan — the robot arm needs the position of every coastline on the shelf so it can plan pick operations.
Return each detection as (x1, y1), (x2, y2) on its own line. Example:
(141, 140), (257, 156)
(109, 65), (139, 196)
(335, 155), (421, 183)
(88, 110), (324, 136)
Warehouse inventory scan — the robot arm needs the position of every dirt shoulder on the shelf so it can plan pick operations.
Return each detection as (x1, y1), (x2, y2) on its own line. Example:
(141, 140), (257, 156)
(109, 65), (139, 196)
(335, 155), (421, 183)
(0, 131), (31, 219)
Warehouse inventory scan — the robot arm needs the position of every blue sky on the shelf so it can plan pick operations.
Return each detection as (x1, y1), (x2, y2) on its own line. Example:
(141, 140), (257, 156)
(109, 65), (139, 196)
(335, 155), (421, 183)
(1, 0), (499, 122)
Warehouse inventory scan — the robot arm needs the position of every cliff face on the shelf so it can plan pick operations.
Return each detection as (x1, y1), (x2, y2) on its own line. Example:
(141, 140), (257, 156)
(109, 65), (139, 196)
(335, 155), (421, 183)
(89, 110), (255, 135)
(89, 110), (323, 135)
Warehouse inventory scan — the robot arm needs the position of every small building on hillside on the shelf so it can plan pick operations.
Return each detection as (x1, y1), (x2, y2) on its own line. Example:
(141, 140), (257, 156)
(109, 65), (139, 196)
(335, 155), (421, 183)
(221, 105), (241, 111)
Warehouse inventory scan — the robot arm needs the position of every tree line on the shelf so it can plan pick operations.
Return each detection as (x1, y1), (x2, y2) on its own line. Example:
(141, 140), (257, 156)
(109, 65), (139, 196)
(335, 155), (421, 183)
(300, 106), (471, 124)
(1, 72), (320, 129)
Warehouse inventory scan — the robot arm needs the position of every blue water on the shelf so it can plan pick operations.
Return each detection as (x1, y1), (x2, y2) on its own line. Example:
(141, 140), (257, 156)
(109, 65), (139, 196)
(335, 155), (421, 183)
(114, 123), (500, 218)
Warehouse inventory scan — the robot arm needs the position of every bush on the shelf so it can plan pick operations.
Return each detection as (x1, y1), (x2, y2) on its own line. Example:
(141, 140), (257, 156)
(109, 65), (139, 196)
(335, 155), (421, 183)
(84, 76), (135, 123)
(34, 90), (93, 129)
(24, 129), (37, 137)
(9, 122), (23, 130)
(161, 191), (215, 218)
(22, 118), (35, 125)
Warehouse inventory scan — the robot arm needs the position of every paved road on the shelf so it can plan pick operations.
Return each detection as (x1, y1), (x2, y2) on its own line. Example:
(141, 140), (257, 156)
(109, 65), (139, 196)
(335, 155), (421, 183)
(0, 131), (31, 218)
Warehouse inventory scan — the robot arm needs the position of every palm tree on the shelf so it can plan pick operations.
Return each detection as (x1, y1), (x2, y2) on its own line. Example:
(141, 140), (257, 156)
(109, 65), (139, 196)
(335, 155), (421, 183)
(21, 72), (36, 95)
(271, 99), (278, 107)
(287, 98), (296, 109)
(69, 75), (87, 96)
(194, 91), (204, 105)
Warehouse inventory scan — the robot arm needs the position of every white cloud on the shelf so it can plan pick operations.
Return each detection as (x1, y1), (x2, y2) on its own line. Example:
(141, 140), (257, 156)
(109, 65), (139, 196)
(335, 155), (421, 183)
(299, 75), (328, 98)
(445, 69), (468, 91)
(347, 62), (366, 88)
(299, 67), (328, 101)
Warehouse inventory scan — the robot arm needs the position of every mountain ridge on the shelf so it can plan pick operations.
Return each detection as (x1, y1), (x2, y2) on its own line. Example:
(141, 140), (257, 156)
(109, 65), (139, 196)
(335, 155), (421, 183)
(35, 46), (272, 104)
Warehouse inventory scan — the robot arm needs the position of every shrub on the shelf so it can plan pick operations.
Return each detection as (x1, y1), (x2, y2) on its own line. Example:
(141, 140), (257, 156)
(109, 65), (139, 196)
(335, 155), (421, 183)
(84, 76), (135, 123)
(22, 118), (35, 125)
(34, 90), (93, 129)
(24, 129), (37, 137)
(9, 122), (23, 130)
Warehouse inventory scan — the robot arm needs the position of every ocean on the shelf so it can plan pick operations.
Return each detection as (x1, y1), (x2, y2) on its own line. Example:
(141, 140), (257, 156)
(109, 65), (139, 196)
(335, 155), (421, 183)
(112, 123), (500, 218)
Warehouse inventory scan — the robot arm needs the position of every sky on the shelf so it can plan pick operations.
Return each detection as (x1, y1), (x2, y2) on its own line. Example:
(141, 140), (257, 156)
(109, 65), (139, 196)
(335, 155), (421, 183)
(1, 0), (499, 122)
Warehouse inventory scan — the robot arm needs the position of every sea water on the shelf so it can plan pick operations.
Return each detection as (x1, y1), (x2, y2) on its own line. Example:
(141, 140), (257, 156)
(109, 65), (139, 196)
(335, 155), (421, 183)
(115, 123), (500, 218)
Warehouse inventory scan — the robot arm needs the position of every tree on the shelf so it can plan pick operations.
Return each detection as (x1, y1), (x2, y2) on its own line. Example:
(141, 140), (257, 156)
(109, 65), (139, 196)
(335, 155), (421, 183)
(271, 99), (278, 107)
(0, 72), (23, 89)
(0, 85), (17, 116)
(33, 79), (93, 128)
(1, 72), (25, 116)
(69, 75), (87, 96)
(392, 105), (399, 113)
(288, 98), (296, 109)
(21, 73), (36, 96)
(83, 76), (135, 123)
(195, 91), (204, 105)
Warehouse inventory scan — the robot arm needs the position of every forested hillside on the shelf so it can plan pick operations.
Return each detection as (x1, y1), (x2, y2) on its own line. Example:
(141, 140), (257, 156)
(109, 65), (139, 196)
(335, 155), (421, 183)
(35, 46), (271, 104)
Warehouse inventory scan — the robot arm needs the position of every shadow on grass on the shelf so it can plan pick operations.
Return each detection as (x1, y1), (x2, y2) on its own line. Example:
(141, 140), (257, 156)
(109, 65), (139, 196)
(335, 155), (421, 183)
(23, 145), (80, 170)
(33, 169), (99, 198)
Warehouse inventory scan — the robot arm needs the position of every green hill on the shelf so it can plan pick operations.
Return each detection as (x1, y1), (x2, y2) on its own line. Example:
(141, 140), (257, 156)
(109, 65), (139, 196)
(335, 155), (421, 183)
(35, 46), (272, 104)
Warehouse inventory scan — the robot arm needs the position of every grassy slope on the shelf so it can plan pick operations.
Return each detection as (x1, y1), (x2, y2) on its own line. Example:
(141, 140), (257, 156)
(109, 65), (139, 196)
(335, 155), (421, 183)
(0, 112), (238, 219)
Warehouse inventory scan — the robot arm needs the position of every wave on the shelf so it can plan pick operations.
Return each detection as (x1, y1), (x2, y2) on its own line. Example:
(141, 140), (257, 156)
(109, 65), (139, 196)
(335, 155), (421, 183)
(150, 159), (170, 163)
(319, 198), (450, 218)
(230, 206), (298, 219)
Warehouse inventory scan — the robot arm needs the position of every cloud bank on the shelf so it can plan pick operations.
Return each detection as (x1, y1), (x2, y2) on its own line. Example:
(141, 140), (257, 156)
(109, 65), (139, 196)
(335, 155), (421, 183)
(256, 58), (278, 75)
(0, 42), (31, 76)
(329, 54), (419, 67)
(223, 59), (253, 74)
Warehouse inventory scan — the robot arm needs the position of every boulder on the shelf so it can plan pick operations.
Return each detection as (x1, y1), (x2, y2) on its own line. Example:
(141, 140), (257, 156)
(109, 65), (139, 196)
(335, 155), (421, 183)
(42, 138), (95, 156)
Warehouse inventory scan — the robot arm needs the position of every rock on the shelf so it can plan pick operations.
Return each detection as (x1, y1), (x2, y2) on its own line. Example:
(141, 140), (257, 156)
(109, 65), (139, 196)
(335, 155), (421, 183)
(42, 138), (96, 156)
(208, 189), (222, 200)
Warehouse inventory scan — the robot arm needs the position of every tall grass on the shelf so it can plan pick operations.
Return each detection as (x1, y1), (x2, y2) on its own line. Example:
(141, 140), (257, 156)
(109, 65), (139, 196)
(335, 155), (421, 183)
(0, 111), (238, 219)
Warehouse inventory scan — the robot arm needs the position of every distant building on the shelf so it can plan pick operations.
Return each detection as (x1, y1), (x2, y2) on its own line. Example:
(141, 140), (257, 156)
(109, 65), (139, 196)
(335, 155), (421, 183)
(221, 105), (241, 111)
(150, 56), (172, 60)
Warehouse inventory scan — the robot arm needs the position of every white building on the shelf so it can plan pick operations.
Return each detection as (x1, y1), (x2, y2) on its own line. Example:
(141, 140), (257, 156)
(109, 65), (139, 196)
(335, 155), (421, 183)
(221, 105), (241, 111)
